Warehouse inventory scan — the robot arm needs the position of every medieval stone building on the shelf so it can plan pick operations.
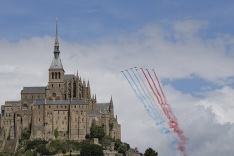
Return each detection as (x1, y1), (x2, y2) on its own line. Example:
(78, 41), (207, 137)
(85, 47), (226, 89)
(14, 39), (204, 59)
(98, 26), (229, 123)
(0, 19), (121, 149)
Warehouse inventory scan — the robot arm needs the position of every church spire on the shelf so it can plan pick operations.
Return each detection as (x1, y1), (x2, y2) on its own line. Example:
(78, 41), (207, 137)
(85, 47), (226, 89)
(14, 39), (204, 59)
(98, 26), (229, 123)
(49, 17), (63, 70)
(54, 16), (60, 59)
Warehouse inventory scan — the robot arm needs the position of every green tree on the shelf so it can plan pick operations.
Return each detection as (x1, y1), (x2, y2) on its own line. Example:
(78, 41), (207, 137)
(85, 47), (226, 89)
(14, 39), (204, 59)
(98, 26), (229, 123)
(54, 128), (59, 139)
(144, 147), (158, 156)
(25, 150), (36, 156)
(22, 123), (32, 140)
(36, 144), (50, 155)
(118, 143), (128, 154)
(80, 142), (104, 156)
(47, 139), (62, 154)
(25, 139), (48, 151)
(114, 139), (122, 150)
(90, 122), (105, 140)
(101, 136), (112, 149)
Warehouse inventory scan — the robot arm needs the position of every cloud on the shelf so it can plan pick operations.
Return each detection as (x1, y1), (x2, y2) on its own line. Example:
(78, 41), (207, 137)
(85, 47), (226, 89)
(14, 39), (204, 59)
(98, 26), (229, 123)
(0, 19), (234, 156)
(196, 86), (234, 124)
(59, 19), (234, 85)
(185, 106), (234, 156)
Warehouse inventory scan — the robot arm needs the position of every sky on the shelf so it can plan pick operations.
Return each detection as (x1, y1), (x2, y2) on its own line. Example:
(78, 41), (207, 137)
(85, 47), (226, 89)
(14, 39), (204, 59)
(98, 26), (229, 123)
(0, 0), (234, 155)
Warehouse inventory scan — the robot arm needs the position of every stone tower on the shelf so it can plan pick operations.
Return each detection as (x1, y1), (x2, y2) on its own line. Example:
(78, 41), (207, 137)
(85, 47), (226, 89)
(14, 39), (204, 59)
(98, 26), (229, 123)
(47, 17), (65, 100)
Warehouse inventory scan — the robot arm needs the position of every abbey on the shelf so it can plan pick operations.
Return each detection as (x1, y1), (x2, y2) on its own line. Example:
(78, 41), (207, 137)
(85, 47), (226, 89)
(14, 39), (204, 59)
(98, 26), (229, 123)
(0, 20), (121, 145)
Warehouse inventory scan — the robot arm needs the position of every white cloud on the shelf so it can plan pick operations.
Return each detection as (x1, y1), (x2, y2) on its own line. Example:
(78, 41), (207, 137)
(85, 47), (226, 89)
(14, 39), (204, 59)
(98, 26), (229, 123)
(196, 86), (234, 124)
(0, 19), (234, 155)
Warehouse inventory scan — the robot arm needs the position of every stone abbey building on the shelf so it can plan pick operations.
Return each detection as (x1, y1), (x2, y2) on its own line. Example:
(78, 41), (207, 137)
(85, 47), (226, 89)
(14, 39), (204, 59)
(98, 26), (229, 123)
(0, 20), (121, 147)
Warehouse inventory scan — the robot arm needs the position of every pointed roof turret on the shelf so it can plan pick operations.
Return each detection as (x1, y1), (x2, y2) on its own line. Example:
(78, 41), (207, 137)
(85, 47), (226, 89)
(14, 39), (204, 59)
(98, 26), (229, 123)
(76, 70), (79, 78)
(110, 96), (113, 107)
(49, 17), (63, 70)
(109, 96), (114, 117)
(87, 80), (90, 87)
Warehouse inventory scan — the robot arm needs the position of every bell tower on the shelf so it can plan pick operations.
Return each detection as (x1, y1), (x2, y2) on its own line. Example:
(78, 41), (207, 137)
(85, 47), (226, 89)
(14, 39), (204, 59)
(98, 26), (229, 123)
(47, 17), (65, 100)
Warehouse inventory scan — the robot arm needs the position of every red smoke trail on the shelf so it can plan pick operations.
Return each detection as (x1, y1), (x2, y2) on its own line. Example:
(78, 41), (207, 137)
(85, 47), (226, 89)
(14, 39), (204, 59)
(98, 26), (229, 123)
(154, 70), (187, 156)
(146, 69), (163, 104)
(153, 69), (168, 104)
(141, 68), (161, 104)
(142, 68), (187, 156)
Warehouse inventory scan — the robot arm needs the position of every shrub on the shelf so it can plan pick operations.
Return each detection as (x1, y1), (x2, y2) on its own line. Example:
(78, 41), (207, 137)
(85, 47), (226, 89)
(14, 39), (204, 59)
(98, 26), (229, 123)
(80, 142), (104, 156)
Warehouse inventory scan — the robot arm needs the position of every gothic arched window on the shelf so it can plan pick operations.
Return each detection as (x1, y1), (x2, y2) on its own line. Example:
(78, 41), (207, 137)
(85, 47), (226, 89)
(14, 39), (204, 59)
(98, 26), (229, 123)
(52, 72), (54, 79)
(55, 72), (57, 79)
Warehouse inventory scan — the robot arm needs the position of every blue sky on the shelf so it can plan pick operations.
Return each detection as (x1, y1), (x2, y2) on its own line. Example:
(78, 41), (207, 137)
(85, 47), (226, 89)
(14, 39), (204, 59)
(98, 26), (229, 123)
(1, 1), (234, 156)
(1, 0), (234, 42)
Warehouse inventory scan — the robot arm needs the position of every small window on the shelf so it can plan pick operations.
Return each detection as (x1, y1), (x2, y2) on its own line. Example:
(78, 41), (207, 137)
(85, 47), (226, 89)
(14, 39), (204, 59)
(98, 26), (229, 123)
(39, 118), (40, 121)
(52, 93), (56, 97)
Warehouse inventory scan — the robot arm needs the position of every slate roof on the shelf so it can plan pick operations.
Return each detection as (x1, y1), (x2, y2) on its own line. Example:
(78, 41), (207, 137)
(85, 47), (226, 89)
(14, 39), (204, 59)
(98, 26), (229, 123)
(21, 87), (46, 94)
(64, 74), (76, 81)
(34, 99), (87, 105)
(4, 101), (20, 106)
(96, 103), (110, 111)
(89, 103), (110, 115)
(49, 56), (63, 70)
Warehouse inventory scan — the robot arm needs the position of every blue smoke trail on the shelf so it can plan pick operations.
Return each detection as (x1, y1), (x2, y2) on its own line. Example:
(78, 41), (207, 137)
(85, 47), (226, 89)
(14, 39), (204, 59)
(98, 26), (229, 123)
(123, 69), (177, 154)
(122, 71), (151, 115)
(130, 68), (167, 129)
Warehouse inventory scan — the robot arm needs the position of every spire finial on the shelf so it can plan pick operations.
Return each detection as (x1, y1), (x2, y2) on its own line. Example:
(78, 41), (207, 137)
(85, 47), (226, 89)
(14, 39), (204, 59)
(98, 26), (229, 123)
(54, 16), (60, 58)
(55, 16), (59, 46)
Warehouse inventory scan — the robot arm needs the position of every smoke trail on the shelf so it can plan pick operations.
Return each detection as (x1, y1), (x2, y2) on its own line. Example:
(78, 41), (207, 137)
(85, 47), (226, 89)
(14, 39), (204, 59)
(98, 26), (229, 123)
(130, 68), (166, 127)
(123, 69), (178, 154)
(153, 69), (168, 104)
(122, 71), (151, 115)
(153, 69), (188, 155)
(146, 69), (163, 104)
(135, 68), (166, 121)
(141, 68), (188, 156)
(141, 68), (161, 104)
